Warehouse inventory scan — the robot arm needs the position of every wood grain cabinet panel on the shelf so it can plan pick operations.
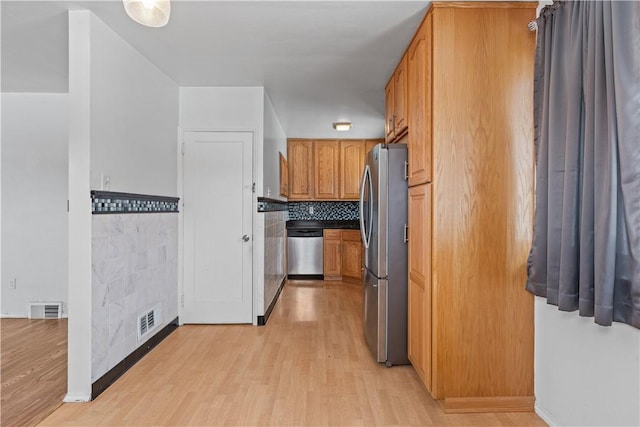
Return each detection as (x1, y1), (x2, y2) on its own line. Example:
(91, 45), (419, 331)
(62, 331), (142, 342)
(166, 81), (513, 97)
(287, 139), (314, 200)
(313, 140), (340, 199)
(399, 2), (537, 412)
(339, 140), (364, 200)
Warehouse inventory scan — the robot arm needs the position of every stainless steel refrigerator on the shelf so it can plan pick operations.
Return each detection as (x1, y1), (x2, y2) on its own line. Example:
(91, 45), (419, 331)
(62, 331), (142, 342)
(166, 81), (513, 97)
(359, 143), (409, 366)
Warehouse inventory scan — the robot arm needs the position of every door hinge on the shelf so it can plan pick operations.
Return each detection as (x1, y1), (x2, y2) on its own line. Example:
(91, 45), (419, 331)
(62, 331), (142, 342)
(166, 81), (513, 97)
(404, 161), (409, 181)
(252, 183), (256, 193)
(67, 200), (70, 212)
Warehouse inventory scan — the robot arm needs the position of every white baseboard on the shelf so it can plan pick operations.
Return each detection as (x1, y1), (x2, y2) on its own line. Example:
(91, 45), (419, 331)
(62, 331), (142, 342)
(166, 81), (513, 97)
(63, 393), (91, 403)
(535, 401), (562, 427)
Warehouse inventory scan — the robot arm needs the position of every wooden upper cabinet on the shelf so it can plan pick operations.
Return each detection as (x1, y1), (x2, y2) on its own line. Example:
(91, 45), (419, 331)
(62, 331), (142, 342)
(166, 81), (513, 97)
(385, 54), (409, 143)
(365, 139), (380, 159)
(287, 139), (314, 200)
(385, 82), (395, 142)
(279, 153), (289, 197)
(394, 54), (409, 136)
(313, 140), (340, 199)
(339, 140), (364, 200)
(407, 12), (432, 186)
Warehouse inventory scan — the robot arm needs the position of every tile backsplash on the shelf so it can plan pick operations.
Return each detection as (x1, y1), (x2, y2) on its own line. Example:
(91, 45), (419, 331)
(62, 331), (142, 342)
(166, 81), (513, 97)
(288, 201), (359, 221)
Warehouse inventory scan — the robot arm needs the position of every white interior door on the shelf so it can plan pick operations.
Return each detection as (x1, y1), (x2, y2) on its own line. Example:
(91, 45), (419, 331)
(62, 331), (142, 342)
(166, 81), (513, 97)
(182, 131), (253, 323)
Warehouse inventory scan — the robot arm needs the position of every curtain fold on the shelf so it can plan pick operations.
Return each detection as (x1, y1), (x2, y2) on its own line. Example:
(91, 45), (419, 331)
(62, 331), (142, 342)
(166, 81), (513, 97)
(527, 0), (640, 329)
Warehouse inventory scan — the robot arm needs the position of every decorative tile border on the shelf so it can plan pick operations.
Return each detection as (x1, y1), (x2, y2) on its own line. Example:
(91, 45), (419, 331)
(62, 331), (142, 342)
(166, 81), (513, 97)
(91, 191), (179, 214)
(288, 201), (359, 220)
(257, 197), (288, 213)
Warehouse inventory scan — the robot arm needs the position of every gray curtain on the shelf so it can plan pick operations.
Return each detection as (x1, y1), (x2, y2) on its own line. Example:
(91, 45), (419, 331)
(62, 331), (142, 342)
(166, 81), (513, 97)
(526, 1), (640, 329)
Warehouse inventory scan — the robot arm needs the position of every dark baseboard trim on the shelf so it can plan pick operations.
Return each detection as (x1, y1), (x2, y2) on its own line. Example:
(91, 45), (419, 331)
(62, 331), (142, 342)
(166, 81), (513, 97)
(287, 274), (324, 280)
(91, 317), (179, 400)
(257, 277), (286, 326)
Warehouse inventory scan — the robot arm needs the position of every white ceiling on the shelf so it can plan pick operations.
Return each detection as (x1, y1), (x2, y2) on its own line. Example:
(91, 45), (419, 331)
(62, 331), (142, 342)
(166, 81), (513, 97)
(1, 1), (429, 138)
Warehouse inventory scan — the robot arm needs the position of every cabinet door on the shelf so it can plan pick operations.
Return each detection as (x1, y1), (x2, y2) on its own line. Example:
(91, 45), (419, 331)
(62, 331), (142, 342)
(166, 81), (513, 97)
(407, 13), (432, 186)
(341, 230), (363, 280)
(364, 139), (380, 160)
(313, 140), (340, 199)
(288, 139), (314, 200)
(323, 230), (342, 278)
(279, 153), (288, 197)
(394, 54), (409, 136)
(408, 184), (432, 393)
(339, 140), (364, 200)
(384, 81), (395, 142)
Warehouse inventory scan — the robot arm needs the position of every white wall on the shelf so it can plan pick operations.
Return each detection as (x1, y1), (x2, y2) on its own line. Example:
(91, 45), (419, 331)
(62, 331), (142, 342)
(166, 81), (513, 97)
(535, 298), (640, 426)
(263, 92), (287, 201)
(67, 10), (179, 400)
(1, 93), (68, 317)
(89, 16), (178, 195)
(262, 91), (287, 311)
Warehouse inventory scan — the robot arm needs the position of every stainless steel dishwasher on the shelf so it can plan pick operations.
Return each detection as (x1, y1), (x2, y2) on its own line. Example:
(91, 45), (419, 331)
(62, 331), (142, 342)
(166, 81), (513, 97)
(287, 229), (323, 279)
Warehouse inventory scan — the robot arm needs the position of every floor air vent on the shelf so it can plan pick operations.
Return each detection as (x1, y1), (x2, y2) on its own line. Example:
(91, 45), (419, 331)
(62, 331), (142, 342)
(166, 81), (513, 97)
(28, 302), (62, 319)
(137, 304), (162, 341)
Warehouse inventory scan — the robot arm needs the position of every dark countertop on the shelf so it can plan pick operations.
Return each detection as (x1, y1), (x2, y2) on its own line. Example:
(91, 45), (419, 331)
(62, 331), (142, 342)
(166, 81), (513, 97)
(286, 220), (359, 230)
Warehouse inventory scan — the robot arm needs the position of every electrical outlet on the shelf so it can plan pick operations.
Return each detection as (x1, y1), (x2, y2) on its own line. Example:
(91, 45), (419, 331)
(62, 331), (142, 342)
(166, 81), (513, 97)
(309, 206), (314, 215)
(103, 174), (111, 190)
(9, 279), (16, 290)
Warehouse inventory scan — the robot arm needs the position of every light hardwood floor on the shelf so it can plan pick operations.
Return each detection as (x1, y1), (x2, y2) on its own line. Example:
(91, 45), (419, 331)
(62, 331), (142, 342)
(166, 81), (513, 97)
(1, 318), (67, 427)
(39, 281), (546, 426)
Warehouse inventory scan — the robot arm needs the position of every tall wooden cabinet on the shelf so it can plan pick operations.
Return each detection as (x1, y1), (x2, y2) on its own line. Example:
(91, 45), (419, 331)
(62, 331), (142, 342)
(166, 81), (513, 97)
(402, 2), (537, 413)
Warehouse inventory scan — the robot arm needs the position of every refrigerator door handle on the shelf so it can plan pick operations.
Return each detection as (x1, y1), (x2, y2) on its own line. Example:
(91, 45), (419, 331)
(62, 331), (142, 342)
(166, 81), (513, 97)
(359, 165), (372, 249)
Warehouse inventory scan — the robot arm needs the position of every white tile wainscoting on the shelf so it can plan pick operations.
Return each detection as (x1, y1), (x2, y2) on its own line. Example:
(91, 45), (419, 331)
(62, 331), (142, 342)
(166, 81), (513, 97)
(91, 213), (178, 381)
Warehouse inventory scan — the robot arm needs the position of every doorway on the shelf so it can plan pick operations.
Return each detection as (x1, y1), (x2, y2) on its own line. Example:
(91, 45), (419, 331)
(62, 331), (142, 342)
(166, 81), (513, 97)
(182, 131), (254, 323)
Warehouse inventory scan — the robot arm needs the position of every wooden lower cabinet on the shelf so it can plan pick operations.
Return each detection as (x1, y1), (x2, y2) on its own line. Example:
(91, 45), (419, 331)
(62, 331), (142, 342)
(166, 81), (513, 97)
(323, 230), (342, 279)
(323, 229), (363, 282)
(341, 230), (363, 281)
(408, 184), (432, 392)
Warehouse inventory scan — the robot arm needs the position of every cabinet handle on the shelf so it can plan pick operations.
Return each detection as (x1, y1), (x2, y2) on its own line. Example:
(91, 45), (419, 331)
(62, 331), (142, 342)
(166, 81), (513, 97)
(404, 161), (409, 181)
(403, 224), (409, 243)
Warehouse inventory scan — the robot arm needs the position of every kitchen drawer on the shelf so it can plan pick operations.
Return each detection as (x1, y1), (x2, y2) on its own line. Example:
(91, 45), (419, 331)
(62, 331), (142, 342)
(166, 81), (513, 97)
(341, 229), (361, 242)
(324, 229), (341, 240)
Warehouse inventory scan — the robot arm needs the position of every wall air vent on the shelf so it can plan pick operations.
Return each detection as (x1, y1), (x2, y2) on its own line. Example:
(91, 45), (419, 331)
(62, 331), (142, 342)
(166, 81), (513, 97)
(28, 302), (62, 319)
(137, 304), (162, 341)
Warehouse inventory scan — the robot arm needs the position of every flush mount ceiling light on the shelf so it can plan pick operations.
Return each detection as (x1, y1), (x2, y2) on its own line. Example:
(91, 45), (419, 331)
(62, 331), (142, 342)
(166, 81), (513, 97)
(123, 0), (171, 28)
(332, 122), (352, 131)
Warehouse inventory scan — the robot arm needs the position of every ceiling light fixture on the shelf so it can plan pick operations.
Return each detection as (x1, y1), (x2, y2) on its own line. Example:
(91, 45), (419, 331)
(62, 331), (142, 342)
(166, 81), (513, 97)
(332, 122), (352, 131)
(123, 0), (171, 28)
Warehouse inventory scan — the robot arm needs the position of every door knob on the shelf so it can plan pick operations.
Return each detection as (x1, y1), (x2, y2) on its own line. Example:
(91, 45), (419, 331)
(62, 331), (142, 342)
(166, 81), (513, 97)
(242, 235), (250, 242)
